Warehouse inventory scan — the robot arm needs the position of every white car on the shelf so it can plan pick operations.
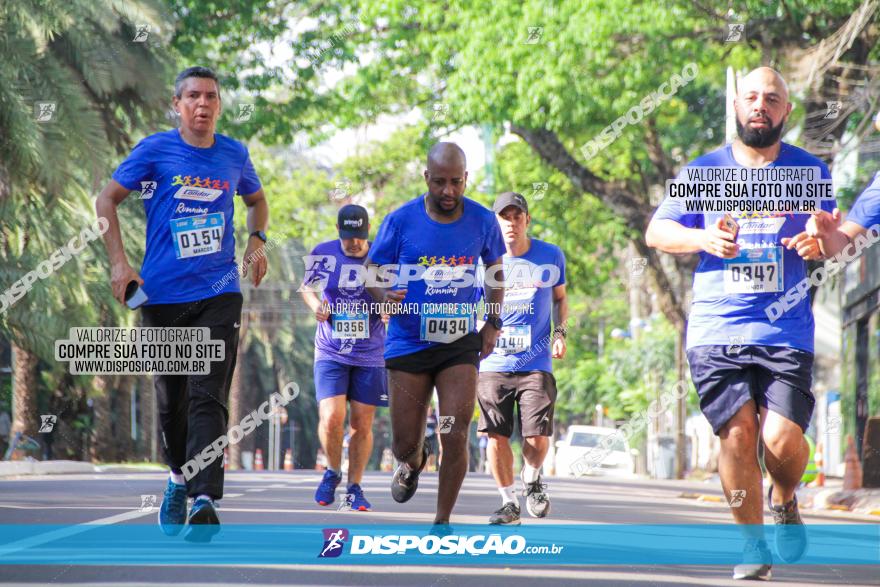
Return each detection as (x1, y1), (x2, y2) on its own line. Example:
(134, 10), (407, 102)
(554, 425), (636, 478)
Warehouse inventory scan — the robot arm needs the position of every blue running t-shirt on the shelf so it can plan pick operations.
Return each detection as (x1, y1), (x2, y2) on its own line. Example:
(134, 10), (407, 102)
(480, 239), (566, 373)
(305, 239), (386, 367)
(652, 143), (835, 353)
(846, 172), (880, 229)
(369, 195), (506, 359)
(112, 129), (261, 305)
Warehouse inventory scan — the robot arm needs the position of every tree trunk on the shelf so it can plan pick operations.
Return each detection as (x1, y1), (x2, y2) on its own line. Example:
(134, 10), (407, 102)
(138, 375), (157, 462)
(227, 311), (250, 469)
(11, 343), (39, 437)
(510, 124), (687, 333)
(115, 376), (134, 461)
(90, 376), (116, 463)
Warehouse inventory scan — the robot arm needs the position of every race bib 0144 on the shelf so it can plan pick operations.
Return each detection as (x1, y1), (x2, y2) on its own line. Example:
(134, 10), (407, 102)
(494, 324), (531, 355)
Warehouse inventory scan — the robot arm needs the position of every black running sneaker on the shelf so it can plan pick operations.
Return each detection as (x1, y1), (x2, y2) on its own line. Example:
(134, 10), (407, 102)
(732, 538), (772, 581)
(391, 444), (429, 503)
(184, 497), (220, 543)
(522, 472), (550, 518)
(768, 486), (807, 563)
(489, 501), (521, 525)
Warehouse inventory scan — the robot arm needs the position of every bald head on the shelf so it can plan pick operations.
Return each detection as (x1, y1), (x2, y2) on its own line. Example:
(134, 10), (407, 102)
(427, 142), (467, 170)
(738, 67), (789, 103)
(734, 67), (792, 149)
(424, 142), (468, 216)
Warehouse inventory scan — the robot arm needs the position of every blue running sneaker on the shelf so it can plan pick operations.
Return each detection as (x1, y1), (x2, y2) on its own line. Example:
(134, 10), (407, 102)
(184, 497), (220, 543)
(315, 470), (342, 506)
(158, 478), (187, 536)
(347, 483), (371, 511)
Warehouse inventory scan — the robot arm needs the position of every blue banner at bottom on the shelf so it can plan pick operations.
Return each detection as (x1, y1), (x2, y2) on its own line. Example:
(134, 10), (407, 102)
(0, 524), (877, 565)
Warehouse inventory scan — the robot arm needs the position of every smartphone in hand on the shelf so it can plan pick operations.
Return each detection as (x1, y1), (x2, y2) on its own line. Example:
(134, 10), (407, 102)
(722, 213), (739, 238)
(124, 280), (149, 310)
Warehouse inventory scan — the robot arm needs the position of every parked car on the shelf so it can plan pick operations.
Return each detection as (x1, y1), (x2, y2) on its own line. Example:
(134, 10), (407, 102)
(554, 425), (636, 478)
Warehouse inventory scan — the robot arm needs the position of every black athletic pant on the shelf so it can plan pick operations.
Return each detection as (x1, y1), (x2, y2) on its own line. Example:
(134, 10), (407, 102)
(141, 292), (242, 499)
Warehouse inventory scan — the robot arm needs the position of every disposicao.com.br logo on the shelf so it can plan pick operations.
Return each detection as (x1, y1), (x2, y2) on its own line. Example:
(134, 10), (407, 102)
(319, 528), (563, 557)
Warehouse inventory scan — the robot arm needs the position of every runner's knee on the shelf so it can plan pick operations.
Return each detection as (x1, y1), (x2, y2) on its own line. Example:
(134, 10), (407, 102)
(761, 425), (803, 457)
(719, 416), (758, 450)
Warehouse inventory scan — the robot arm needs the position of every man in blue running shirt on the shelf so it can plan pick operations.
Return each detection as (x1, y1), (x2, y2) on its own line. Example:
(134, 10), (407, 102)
(646, 67), (833, 580)
(479, 192), (568, 526)
(366, 142), (506, 528)
(96, 67), (269, 542)
(301, 204), (387, 511)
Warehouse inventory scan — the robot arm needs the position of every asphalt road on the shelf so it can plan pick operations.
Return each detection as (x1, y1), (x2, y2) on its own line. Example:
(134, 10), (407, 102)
(0, 470), (877, 586)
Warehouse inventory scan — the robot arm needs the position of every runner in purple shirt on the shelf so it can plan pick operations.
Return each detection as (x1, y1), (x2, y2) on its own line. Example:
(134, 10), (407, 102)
(300, 205), (387, 512)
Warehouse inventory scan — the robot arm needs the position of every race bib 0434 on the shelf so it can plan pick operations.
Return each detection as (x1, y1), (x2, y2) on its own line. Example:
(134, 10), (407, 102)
(420, 310), (474, 344)
(170, 212), (224, 259)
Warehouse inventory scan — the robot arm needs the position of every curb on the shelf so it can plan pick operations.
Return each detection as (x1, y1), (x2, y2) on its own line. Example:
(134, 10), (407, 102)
(0, 460), (100, 477)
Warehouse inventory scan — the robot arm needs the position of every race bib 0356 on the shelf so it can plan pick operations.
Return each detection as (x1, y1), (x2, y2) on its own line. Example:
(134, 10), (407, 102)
(331, 311), (369, 340)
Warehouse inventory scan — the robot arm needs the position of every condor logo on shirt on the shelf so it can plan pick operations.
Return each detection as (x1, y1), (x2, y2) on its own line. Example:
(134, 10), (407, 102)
(174, 186), (224, 202)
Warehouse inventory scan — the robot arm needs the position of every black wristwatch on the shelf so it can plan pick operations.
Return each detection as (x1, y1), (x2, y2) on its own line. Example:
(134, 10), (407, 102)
(249, 230), (268, 243)
(485, 315), (503, 330)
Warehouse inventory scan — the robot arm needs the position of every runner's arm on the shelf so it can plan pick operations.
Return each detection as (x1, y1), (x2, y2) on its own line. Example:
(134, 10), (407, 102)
(300, 289), (330, 322)
(241, 189), (269, 286)
(364, 258), (406, 306)
(480, 258), (504, 359)
(95, 179), (142, 304)
(551, 283), (568, 359)
(646, 218), (738, 258)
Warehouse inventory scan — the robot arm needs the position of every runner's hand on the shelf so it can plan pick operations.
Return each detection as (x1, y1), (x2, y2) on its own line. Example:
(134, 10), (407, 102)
(552, 335), (567, 359)
(806, 208), (841, 238)
(782, 232), (822, 260)
(315, 304), (330, 322)
(110, 262), (143, 305)
(381, 289), (406, 314)
(700, 218), (739, 259)
(383, 289), (406, 303)
(242, 238), (268, 287)
(479, 323), (500, 360)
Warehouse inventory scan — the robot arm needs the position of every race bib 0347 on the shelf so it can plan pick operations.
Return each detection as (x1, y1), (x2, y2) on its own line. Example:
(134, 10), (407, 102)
(723, 246), (783, 294)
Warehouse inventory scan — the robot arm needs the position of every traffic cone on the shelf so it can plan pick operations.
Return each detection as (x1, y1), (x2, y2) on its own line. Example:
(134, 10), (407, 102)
(812, 442), (825, 488)
(283, 448), (294, 471)
(223, 448), (229, 471)
(254, 448), (264, 471)
(843, 435), (863, 490)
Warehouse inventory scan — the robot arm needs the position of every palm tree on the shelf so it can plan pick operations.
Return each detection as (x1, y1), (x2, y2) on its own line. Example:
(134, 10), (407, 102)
(0, 0), (173, 444)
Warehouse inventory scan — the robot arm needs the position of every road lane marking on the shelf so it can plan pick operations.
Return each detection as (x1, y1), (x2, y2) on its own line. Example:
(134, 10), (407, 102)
(0, 509), (152, 559)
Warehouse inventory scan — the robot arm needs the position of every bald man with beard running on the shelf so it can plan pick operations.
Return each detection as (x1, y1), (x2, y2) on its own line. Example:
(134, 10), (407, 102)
(646, 67), (834, 581)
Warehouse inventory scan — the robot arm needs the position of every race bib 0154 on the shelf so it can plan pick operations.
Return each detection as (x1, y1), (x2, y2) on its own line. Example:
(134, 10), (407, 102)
(170, 212), (224, 259)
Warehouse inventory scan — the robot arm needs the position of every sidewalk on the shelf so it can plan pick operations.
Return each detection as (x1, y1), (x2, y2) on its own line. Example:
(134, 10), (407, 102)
(0, 460), (167, 477)
(681, 475), (880, 521)
(797, 478), (880, 518)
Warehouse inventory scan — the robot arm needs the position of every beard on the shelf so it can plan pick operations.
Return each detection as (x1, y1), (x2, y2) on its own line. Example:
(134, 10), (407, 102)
(427, 194), (463, 216)
(736, 116), (785, 148)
